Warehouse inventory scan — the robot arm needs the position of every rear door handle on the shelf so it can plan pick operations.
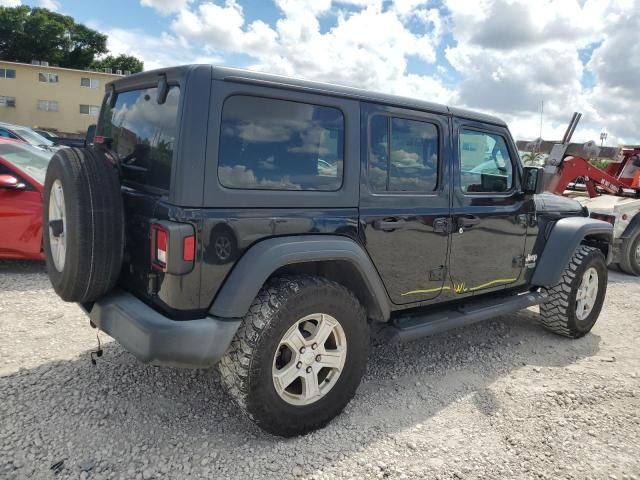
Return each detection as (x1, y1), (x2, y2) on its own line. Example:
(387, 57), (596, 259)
(373, 219), (405, 231)
(457, 215), (481, 228)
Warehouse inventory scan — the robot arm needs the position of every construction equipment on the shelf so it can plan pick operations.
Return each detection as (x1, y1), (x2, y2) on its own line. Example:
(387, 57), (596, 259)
(516, 112), (640, 198)
(518, 112), (640, 276)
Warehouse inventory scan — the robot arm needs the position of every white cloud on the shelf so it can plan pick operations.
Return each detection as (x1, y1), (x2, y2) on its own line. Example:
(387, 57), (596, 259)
(112, 0), (639, 145)
(170, 0), (449, 102)
(0, 0), (21, 6)
(99, 27), (223, 71)
(444, 0), (640, 144)
(39, 0), (60, 11)
(140, 0), (190, 15)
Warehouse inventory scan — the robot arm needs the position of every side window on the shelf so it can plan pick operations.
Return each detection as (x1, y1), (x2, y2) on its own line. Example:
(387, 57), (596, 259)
(218, 95), (344, 191)
(368, 115), (438, 192)
(368, 115), (388, 192)
(459, 129), (513, 193)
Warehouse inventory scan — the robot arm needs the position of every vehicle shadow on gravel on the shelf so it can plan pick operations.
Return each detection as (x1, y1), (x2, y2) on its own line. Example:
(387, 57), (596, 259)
(0, 308), (601, 479)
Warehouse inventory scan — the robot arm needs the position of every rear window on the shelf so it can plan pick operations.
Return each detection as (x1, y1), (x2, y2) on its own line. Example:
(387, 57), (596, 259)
(218, 95), (344, 191)
(97, 86), (180, 191)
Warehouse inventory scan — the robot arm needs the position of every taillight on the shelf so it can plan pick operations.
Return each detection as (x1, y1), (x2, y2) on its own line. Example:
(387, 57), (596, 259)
(151, 224), (169, 270)
(590, 213), (615, 225)
(183, 235), (195, 261)
(151, 222), (195, 274)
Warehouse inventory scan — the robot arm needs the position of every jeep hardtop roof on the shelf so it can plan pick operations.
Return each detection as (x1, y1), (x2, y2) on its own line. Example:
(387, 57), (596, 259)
(106, 65), (508, 127)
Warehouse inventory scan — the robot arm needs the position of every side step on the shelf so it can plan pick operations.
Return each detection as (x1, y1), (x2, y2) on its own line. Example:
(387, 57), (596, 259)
(384, 291), (548, 344)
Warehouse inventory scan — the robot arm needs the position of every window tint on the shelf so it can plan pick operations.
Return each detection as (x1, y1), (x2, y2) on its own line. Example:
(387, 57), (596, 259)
(368, 115), (438, 192)
(368, 115), (389, 192)
(459, 129), (513, 193)
(96, 86), (180, 191)
(218, 96), (343, 191)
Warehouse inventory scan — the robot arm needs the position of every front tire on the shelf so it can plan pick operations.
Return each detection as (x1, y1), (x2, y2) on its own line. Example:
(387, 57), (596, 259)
(539, 245), (607, 338)
(219, 275), (368, 437)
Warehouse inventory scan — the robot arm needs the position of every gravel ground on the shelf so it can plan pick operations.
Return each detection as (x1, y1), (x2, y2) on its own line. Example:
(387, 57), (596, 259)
(1, 259), (639, 480)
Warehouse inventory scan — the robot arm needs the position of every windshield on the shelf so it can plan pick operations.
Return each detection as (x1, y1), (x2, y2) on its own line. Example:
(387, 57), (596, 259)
(0, 142), (52, 183)
(13, 128), (54, 147)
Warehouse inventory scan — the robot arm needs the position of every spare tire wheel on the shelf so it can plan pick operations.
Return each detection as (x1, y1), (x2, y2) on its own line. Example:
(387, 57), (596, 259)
(43, 148), (124, 302)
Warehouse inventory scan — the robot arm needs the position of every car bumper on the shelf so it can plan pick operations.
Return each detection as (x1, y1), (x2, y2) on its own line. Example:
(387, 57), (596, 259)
(81, 290), (241, 368)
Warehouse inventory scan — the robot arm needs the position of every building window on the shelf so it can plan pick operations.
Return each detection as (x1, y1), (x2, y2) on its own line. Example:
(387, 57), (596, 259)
(38, 100), (59, 112)
(80, 77), (100, 88)
(0, 69), (16, 79)
(79, 104), (100, 115)
(38, 72), (59, 83)
(0, 96), (16, 108)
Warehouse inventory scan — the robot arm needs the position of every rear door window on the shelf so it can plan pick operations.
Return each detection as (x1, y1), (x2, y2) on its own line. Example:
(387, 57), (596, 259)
(97, 86), (180, 191)
(368, 115), (439, 192)
(218, 95), (344, 191)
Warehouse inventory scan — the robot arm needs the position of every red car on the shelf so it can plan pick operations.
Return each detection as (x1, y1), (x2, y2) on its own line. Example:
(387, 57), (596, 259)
(0, 138), (52, 260)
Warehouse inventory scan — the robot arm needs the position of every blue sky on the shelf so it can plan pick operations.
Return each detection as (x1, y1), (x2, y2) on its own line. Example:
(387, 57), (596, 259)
(7, 0), (640, 144)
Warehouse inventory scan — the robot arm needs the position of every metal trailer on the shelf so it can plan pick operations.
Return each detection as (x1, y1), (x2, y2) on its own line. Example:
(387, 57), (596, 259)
(518, 112), (640, 275)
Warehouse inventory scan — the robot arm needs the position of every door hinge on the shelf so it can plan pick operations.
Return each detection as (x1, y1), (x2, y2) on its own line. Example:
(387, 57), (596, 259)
(433, 217), (450, 234)
(429, 266), (447, 281)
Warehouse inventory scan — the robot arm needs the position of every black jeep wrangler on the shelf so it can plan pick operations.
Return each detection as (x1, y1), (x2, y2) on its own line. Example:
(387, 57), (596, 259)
(43, 65), (613, 437)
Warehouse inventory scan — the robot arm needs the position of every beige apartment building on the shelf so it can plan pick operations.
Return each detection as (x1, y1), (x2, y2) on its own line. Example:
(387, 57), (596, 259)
(0, 60), (122, 135)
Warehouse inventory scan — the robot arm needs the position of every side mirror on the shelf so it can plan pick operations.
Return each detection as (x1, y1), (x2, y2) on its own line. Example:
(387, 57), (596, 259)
(85, 124), (96, 147)
(522, 166), (544, 195)
(0, 174), (26, 190)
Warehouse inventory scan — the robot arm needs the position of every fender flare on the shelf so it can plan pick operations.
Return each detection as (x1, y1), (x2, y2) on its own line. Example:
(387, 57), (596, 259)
(208, 235), (392, 321)
(531, 217), (613, 287)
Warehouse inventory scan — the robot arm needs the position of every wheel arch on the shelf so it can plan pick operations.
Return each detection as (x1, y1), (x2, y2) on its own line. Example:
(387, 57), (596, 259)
(531, 217), (613, 287)
(208, 235), (391, 322)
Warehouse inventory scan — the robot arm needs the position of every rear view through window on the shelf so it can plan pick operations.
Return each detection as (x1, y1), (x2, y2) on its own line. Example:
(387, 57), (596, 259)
(218, 95), (344, 191)
(97, 86), (180, 191)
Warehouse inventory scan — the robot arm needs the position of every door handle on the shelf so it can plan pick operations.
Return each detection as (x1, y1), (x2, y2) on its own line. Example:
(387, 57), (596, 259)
(457, 215), (481, 228)
(373, 219), (405, 231)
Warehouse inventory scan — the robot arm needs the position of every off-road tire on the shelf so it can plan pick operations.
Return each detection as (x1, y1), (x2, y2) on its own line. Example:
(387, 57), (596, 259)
(619, 228), (640, 276)
(43, 148), (124, 302)
(539, 245), (607, 338)
(219, 275), (368, 437)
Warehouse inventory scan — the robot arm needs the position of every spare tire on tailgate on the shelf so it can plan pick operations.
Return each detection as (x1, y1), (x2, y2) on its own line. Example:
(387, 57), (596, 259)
(43, 147), (124, 303)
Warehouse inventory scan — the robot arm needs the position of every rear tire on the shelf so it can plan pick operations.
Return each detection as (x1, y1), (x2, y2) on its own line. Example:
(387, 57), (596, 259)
(43, 148), (124, 302)
(219, 275), (369, 437)
(539, 246), (607, 338)
(619, 228), (640, 276)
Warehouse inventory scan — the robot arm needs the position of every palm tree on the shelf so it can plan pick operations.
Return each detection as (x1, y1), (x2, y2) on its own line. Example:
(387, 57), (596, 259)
(521, 151), (545, 166)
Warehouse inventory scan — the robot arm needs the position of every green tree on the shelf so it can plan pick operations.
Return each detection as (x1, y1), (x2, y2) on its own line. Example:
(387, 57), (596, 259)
(92, 54), (144, 74)
(0, 6), (109, 69)
(521, 151), (546, 166)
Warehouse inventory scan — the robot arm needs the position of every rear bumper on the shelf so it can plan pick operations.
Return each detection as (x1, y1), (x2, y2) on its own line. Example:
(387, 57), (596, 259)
(82, 290), (241, 368)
